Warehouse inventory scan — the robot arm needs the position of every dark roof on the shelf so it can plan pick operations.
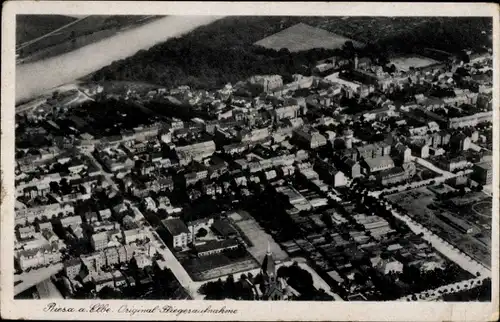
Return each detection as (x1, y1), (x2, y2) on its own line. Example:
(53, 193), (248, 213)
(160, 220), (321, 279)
(162, 218), (189, 236)
(261, 247), (276, 277)
(211, 220), (238, 237)
(195, 239), (239, 253)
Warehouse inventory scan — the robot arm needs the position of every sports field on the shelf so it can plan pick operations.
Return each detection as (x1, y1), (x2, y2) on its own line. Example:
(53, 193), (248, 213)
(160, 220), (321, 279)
(254, 22), (363, 52)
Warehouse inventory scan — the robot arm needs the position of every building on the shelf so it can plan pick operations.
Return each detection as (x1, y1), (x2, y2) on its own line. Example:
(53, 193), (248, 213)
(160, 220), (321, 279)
(391, 143), (412, 165)
(254, 244), (293, 300)
(104, 247), (120, 266)
(370, 256), (404, 275)
(15, 203), (74, 225)
(472, 161), (492, 185)
(292, 127), (327, 149)
(436, 156), (468, 172)
(99, 209), (112, 221)
(18, 225), (36, 239)
(448, 111), (493, 129)
(17, 244), (62, 271)
(247, 75), (283, 93)
(273, 105), (301, 121)
(409, 141), (430, 159)
(378, 163), (416, 186)
(122, 228), (146, 245)
(64, 258), (82, 280)
(195, 238), (240, 257)
(161, 218), (191, 249)
(356, 143), (386, 160)
(60, 215), (83, 228)
(91, 232), (109, 251)
(341, 157), (362, 179)
(175, 140), (216, 164)
(363, 155), (395, 174)
(314, 160), (347, 187)
(450, 132), (471, 152)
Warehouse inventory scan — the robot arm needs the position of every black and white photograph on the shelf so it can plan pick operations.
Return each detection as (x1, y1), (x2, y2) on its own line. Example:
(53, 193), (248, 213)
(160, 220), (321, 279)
(1, 1), (498, 321)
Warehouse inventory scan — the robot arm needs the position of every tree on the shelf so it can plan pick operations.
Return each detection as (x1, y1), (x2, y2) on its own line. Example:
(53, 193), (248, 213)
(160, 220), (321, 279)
(196, 227), (208, 238)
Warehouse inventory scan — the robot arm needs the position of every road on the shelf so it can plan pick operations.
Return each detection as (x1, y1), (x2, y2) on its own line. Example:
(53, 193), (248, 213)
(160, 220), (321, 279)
(371, 169), (473, 197)
(399, 277), (485, 302)
(146, 229), (201, 297)
(14, 263), (64, 295)
(36, 279), (64, 299)
(412, 156), (454, 177)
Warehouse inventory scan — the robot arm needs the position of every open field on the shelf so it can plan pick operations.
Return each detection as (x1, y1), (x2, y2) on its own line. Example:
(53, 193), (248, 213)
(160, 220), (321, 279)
(254, 23), (363, 52)
(389, 55), (440, 71)
(229, 211), (289, 263)
(387, 188), (491, 268)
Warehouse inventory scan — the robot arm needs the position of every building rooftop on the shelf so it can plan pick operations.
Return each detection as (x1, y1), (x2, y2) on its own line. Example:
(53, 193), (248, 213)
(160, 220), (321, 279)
(162, 218), (190, 236)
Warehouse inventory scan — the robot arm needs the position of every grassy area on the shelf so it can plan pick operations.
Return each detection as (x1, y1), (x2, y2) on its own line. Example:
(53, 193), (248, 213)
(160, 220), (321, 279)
(254, 22), (362, 52)
(16, 15), (77, 44)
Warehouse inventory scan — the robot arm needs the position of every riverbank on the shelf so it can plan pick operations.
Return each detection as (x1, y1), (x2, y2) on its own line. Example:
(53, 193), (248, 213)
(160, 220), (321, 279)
(17, 15), (162, 65)
(16, 15), (223, 104)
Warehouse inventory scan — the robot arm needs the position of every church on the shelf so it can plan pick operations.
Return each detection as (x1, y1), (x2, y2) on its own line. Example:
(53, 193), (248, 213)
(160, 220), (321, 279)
(247, 243), (299, 300)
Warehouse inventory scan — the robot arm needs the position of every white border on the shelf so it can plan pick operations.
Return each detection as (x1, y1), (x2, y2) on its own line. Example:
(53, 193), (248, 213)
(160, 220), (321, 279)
(1, 2), (499, 321)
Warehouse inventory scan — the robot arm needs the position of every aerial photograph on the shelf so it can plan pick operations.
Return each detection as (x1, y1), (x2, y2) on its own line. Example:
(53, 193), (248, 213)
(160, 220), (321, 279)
(13, 14), (493, 302)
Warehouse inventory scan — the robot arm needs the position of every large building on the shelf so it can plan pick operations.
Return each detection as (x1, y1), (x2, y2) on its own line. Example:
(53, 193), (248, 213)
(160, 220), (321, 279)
(292, 127), (327, 149)
(472, 161), (492, 185)
(363, 155), (395, 174)
(162, 218), (191, 249)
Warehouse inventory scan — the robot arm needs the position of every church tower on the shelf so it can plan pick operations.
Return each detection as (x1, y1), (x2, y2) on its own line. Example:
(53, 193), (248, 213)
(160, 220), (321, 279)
(261, 242), (276, 284)
(259, 242), (286, 300)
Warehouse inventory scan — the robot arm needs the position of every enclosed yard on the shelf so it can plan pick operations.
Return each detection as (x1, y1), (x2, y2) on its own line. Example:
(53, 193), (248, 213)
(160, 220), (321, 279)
(229, 211), (288, 263)
(389, 55), (440, 71)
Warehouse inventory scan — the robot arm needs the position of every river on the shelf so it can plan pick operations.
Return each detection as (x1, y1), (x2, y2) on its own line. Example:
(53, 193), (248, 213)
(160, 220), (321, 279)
(16, 15), (223, 104)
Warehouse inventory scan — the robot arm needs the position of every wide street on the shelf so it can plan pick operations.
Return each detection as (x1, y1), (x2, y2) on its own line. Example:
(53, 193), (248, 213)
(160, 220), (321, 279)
(14, 263), (64, 295)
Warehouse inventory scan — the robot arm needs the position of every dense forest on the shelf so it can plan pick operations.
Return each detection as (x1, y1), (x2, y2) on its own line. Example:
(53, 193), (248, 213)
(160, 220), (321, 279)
(92, 16), (492, 90)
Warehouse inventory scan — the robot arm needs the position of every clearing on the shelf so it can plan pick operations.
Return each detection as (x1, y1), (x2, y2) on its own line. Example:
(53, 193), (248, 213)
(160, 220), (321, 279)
(389, 55), (440, 71)
(254, 23), (363, 52)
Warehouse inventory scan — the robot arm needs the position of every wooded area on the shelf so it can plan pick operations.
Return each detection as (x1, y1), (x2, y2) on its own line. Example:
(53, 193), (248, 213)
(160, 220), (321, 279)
(92, 16), (492, 91)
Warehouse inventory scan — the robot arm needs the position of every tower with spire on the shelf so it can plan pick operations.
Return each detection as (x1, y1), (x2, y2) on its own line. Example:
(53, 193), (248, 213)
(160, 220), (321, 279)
(258, 242), (287, 300)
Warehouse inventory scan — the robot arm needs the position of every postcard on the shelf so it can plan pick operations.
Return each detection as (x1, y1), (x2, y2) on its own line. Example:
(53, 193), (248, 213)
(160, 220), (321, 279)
(1, 1), (498, 321)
